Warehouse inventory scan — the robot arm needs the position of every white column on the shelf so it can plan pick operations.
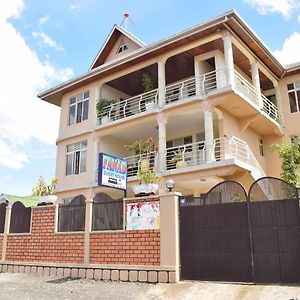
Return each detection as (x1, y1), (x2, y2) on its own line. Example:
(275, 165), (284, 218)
(251, 60), (263, 108)
(1, 205), (12, 262)
(158, 60), (166, 108)
(84, 193), (94, 266)
(221, 31), (235, 87)
(157, 114), (167, 172)
(94, 84), (103, 127)
(93, 137), (100, 184)
(204, 108), (215, 162)
(274, 83), (284, 124)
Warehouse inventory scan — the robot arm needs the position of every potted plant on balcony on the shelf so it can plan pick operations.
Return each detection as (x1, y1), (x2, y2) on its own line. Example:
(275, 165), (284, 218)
(142, 73), (157, 111)
(169, 149), (189, 168)
(31, 176), (58, 205)
(96, 98), (116, 125)
(125, 137), (160, 196)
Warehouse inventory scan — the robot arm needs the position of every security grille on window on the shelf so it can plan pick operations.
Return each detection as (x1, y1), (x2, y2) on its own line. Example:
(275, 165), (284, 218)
(287, 82), (300, 113)
(69, 91), (89, 125)
(66, 141), (87, 175)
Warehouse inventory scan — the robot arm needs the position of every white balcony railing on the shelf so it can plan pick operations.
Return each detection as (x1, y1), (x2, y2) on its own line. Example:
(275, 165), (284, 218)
(126, 152), (159, 177)
(98, 89), (158, 125)
(98, 69), (281, 126)
(124, 136), (265, 179)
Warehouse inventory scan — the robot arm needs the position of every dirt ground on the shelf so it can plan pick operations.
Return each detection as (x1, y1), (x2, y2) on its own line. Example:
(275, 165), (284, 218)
(0, 273), (300, 300)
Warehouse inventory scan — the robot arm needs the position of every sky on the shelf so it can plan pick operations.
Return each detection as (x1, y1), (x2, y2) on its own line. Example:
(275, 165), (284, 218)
(1, 0), (300, 196)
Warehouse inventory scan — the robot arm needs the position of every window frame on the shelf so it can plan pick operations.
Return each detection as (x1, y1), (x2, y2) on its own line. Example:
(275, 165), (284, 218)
(68, 91), (89, 125)
(66, 141), (87, 176)
(287, 82), (300, 114)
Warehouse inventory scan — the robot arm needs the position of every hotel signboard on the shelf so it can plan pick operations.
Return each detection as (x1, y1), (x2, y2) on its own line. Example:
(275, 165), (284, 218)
(98, 153), (128, 191)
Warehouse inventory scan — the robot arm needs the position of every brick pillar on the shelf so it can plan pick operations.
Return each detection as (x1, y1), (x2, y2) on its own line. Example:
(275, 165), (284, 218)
(159, 192), (181, 282)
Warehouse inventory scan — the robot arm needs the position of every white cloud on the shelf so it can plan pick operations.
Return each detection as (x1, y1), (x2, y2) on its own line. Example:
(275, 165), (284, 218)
(38, 15), (50, 25)
(69, 4), (82, 15)
(298, 15), (300, 21)
(0, 0), (24, 21)
(0, 139), (28, 169)
(0, 0), (74, 169)
(273, 32), (300, 65)
(32, 31), (64, 51)
(244, 0), (299, 17)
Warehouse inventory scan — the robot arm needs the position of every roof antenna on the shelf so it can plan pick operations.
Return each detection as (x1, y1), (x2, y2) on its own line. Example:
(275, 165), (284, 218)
(120, 13), (132, 30)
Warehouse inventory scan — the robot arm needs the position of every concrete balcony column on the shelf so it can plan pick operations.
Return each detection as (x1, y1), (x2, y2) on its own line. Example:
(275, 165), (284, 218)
(274, 82), (284, 124)
(157, 59), (166, 108)
(157, 114), (167, 172)
(204, 106), (215, 163)
(93, 137), (100, 184)
(94, 83), (103, 127)
(221, 31), (235, 87)
(250, 60), (263, 108)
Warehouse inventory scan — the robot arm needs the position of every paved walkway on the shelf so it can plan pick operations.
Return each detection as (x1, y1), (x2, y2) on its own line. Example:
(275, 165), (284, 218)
(0, 273), (299, 300)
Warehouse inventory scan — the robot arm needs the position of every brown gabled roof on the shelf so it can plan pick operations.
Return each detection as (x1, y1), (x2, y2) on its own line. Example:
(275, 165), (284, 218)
(284, 61), (300, 76)
(89, 24), (146, 70)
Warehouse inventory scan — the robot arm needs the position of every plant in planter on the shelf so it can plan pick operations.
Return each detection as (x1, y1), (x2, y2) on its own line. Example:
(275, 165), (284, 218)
(96, 98), (116, 125)
(125, 137), (160, 196)
(141, 73), (157, 111)
(168, 149), (190, 168)
(32, 176), (58, 205)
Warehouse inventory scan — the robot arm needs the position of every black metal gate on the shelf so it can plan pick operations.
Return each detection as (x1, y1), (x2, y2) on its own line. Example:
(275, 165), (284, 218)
(180, 177), (300, 283)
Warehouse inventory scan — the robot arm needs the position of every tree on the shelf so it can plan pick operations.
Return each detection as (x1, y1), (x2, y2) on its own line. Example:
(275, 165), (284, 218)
(32, 176), (58, 196)
(270, 138), (300, 186)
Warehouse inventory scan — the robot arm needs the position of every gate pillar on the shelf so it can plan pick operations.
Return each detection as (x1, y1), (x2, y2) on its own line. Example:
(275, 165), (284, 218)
(160, 192), (181, 282)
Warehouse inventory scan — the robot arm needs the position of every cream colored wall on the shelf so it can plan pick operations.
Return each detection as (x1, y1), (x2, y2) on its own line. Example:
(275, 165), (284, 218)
(55, 133), (94, 192)
(58, 81), (98, 139)
(105, 34), (141, 63)
(279, 72), (300, 140)
(101, 84), (129, 100)
(100, 136), (132, 157)
(221, 109), (267, 171)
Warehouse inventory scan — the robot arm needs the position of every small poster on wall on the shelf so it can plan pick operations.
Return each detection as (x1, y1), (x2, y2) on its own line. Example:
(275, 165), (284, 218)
(98, 153), (128, 191)
(126, 201), (160, 230)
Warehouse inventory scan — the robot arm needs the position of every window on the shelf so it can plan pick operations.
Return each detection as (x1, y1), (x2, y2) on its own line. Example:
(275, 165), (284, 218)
(117, 39), (128, 53)
(69, 91), (89, 125)
(259, 139), (264, 156)
(66, 141), (87, 176)
(287, 82), (300, 113)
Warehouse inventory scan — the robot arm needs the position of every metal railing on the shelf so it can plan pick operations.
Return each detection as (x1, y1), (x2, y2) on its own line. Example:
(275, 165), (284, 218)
(165, 77), (196, 104)
(165, 141), (206, 170)
(125, 152), (159, 177)
(234, 71), (259, 106)
(98, 89), (158, 125)
(261, 94), (281, 123)
(97, 69), (281, 126)
(164, 136), (265, 179)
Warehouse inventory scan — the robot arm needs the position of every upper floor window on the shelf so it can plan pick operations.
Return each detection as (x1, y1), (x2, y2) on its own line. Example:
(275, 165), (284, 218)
(66, 141), (87, 176)
(287, 82), (300, 113)
(259, 139), (264, 156)
(69, 91), (89, 125)
(117, 39), (128, 54)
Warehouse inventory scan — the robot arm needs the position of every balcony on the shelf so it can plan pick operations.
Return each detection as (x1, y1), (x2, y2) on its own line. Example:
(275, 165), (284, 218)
(125, 136), (265, 180)
(97, 69), (281, 128)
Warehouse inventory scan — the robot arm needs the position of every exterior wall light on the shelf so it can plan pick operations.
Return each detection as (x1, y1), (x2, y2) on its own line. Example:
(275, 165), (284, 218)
(166, 179), (175, 192)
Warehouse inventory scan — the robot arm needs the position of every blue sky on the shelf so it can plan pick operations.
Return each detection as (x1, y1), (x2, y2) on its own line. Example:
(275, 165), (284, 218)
(1, 0), (300, 196)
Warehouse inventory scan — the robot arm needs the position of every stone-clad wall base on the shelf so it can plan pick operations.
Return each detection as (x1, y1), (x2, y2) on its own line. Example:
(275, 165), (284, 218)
(0, 263), (177, 283)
